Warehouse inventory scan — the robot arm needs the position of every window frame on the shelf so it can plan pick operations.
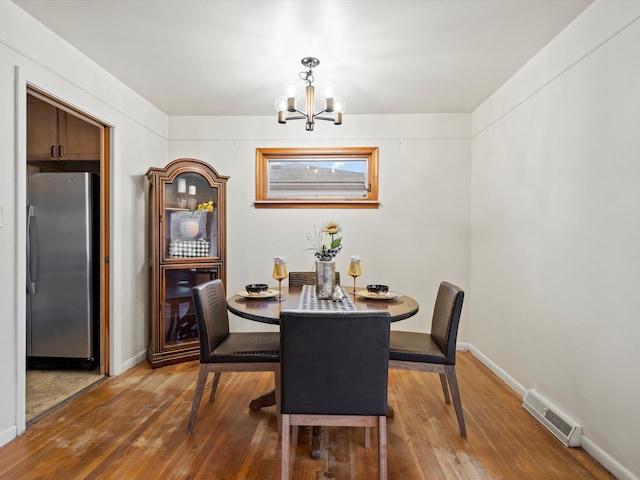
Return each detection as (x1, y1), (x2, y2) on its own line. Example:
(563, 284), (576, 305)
(255, 146), (379, 209)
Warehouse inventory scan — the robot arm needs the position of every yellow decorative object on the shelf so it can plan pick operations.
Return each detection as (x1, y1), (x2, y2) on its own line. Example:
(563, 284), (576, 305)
(197, 200), (214, 212)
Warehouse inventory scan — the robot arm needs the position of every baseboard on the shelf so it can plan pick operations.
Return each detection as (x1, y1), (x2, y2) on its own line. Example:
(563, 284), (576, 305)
(117, 350), (147, 376)
(464, 343), (527, 397)
(463, 343), (637, 480)
(0, 425), (17, 448)
(582, 436), (638, 480)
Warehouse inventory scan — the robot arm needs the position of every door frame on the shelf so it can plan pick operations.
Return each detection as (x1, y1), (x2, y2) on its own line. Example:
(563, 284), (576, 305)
(15, 72), (112, 433)
(26, 87), (111, 375)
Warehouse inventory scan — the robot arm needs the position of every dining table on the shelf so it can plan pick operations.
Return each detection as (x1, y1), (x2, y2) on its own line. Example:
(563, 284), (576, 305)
(227, 284), (419, 459)
(227, 284), (419, 325)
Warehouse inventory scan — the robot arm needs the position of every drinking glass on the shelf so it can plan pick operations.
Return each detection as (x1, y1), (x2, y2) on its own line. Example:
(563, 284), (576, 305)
(272, 257), (288, 301)
(348, 256), (362, 294)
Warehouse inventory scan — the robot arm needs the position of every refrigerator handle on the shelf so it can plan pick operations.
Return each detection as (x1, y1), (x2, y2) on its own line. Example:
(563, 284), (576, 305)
(26, 205), (37, 295)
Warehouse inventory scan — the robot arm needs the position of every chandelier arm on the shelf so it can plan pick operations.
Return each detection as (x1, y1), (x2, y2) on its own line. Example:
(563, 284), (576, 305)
(314, 116), (335, 122)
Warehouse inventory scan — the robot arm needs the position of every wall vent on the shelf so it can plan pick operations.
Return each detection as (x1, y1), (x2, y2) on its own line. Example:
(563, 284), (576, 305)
(522, 389), (582, 447)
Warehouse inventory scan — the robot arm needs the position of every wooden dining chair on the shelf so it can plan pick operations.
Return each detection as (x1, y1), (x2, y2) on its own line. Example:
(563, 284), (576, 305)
(187, 279), (281, 434)
(288, 270), (340, 287)
(388, 281), (466, 437)
(279, 310), (391, 480)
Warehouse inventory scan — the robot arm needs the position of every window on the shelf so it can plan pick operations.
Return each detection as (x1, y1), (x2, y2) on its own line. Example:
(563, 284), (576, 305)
(255, 147), (379, 208)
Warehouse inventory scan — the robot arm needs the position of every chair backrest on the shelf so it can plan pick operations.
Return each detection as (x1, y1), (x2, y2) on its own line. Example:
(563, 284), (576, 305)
(192, 279), (230, 361)
(288, 271), (341, 287)
(430, 281), (465, 363)
(280, 311), (390, 416)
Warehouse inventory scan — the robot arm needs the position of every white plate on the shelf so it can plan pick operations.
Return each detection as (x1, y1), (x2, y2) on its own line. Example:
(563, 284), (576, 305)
(355, 290), (401, 300)
(237, 289), (279, 299)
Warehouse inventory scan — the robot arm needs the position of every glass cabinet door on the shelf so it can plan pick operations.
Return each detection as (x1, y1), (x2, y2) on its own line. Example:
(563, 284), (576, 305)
(162, 172), (219, 261)
(161, 266), (219, 349)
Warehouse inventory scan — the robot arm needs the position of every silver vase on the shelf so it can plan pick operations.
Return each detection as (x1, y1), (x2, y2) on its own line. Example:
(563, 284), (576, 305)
(315, 259), (335, 299)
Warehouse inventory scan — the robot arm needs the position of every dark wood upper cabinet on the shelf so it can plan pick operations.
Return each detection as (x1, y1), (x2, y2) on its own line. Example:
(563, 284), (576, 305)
(27, 94), (100, 162)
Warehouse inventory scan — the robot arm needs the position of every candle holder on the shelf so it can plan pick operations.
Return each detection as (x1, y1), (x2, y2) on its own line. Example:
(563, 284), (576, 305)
(176, 178), (187, 208)
(187, 185), (198, 210)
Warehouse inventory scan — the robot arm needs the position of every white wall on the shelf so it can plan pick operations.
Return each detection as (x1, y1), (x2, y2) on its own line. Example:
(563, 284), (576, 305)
(470, 2), (640, 479)
(0, 2), (168, 445)
(168, 114), (471, 335)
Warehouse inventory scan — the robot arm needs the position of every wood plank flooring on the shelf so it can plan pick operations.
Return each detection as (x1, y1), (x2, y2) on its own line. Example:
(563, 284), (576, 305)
(0, 352), (614, 479)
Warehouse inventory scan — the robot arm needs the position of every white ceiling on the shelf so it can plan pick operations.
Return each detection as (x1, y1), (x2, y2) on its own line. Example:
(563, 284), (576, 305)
(12, 0), (593, 116)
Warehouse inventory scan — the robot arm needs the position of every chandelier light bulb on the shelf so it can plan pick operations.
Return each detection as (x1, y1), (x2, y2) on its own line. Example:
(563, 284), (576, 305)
(285, 82), (299, 99)
(321, 84), (336, 99)
(333, 97), (346, 113)
(274, 96), (287, 113)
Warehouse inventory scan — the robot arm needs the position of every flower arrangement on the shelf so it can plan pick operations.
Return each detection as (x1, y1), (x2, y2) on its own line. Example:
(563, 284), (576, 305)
(306, 221), (343, 261)
(197, 201), (214, 212)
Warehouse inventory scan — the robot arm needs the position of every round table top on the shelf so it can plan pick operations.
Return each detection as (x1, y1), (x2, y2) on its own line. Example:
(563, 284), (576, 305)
(227, 285), (419, 325)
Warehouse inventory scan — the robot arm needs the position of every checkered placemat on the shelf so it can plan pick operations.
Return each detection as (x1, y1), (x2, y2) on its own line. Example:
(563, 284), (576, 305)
(168, 238), (210, 257)
(297, 285), (358, 312)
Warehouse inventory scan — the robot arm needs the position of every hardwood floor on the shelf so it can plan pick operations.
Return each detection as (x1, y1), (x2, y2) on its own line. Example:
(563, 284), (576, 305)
(0, 352), (614, 479)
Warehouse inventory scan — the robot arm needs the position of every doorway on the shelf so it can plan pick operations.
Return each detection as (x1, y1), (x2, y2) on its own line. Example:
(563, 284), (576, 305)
(25, 88), (111, 422)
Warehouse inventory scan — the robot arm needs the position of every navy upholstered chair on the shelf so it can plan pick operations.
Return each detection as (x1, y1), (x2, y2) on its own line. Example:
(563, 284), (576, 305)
(388, 281), (466, 437)
(279, 310), (391, 479)
(187, 279), (280, 434)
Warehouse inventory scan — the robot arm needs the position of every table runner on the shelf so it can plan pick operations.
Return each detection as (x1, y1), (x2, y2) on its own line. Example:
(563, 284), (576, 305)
(297, 285), (358, 312)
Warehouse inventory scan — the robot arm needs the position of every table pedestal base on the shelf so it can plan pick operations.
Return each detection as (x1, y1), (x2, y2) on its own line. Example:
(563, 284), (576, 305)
(249, 389), (276, 410)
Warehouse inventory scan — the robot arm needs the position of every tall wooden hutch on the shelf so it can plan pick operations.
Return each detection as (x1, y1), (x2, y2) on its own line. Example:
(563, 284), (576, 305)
(146, 158), (229, 367)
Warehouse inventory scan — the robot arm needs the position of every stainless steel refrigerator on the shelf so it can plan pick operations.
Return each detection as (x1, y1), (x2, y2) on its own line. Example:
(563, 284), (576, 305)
(27, 172), (99, 366)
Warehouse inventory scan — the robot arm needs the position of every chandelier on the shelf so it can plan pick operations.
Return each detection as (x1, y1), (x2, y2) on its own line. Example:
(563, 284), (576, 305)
(275, 57), (345, 131)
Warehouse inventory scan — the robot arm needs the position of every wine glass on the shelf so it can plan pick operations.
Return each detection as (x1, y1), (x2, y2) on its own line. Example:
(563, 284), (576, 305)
(272, 257), (288, 301)
(348, 255), (362, 295)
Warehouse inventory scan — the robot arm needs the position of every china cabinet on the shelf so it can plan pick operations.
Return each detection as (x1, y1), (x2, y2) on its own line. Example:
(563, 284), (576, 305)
(146, 158), (229, 367)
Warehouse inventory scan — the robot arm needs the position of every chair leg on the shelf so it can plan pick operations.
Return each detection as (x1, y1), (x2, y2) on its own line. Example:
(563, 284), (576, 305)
(274, 367), (282, 435)
(438, 372), (451, 404)
(378, 415), (387, 480)
(365, 427), (371, 448)
(444, 364), (466, 437)
(209, 372), (221, 402)
(187, 365), (210, 434)
(281, 414), (290, 480)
